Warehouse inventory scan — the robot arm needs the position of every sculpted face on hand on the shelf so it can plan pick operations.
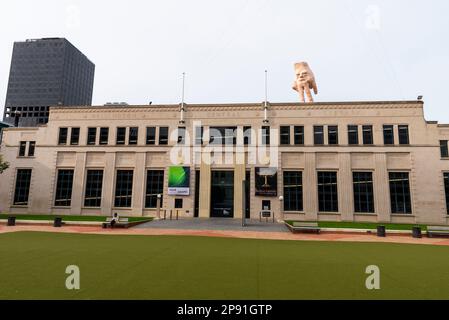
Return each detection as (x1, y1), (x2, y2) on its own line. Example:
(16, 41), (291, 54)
(292, 62), (318, 103)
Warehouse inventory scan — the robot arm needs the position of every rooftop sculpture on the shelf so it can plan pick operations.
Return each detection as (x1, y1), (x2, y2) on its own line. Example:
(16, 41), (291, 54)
(292, 62), (318, 103)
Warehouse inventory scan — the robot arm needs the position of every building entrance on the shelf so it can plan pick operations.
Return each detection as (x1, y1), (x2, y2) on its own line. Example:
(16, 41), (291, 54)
(210, 171), (234, 218)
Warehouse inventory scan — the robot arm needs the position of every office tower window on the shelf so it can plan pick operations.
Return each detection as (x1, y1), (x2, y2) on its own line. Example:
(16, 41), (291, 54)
(19, 141), (26, 157)
(129, 127), (139, 145)
(159, 127), (169, 145)
(177, 127), (186, 144)
(294, 126), (304, 145)
(243, 126), (252, 145)
(444, 173), (449, 215)
(195, 126), (203, 145)
(116, 127), (126, 145)
(440, 140), (448, 158)
(28, 141), (35, 157)
(262, 126), (270, 145)
(84, 170), (103, 207)
(348, 125), (359, 145)
(283, 171), (303, 212)
(317, 171), (338, 212)
(314, 126), (324, 145)
(280, 126), (291, 145)
(145, 170), (164, 208)
(58, 127), (68, 145)
(99, 127), (109, 145)
(13, 169), (32, 205)
(87, 127), (97, 145)
(54, 169), (74, 207)
(146, 127), (156, 145)
(363, 125), (374, 145)
(389, 172), (412, 214)
(353, 172), (375, 213)
(383, 125), (394, 145)
(70, 128), (80, 145)
(328, 126), (339, 145)
(398, 125), (410, 145)
(114, 170), (134, 208)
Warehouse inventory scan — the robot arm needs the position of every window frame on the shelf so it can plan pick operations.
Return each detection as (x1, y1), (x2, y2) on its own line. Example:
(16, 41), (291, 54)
(158, 127), (169, 145)
(114, 169), (134, 208)
(283, 171), (303, 212)
(314, 126), (324, 145)
(388, 171), (413, 214)
(83, 169), (104, 208)
(280, 126), (291, 146)
(398, 125), (410, 145)
(54, 169), (75, 207)
(327, 125), (339, 145)
(317, 171), (339, 213)
(87, 127), (97, 145)
(145, 170), (165, 209)
(294, 126), (304, 145)
(146, 127), (156, 145)
(440, 140), (449, 158)
(116, 127), (126, 145)
(362, 125), (374, 145)
(348, 125), (359, 145)
(13, 168), (32, 206)
(58, 127), (68, 145)
(70, 127), (80, 145)
(99, 127), (109, 145)
(383, 125), (395, 145)
(352, 171), (375, 214)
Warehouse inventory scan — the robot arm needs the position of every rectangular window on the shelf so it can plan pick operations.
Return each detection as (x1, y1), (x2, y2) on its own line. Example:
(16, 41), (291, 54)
(280, 126), (291, 145)
(262, 126), (270, 145)
(129, 127), (138, 145)
(13, 169), (32, 206)
(210, 127), (237, 145)
(99, 128), (109, 145)
(294, 126), (304, 145)
(445, 173), (449, 215)
(195, 126), (203, 145)
(159, 127), (169, 145)
(389, 172), (412, 214)
(398, 125), (410, 145)
(146, 127), (156, 145)
(19, 141), (26, 157)
(84, 170), (104, 207)
(363, 125), (373, 145)
(353, 172), (375, 213)
(243, 126), (251, 145)
(58, 127), (68, 145)
(440, 140), (449, 158)
(314, 126), (324, 145)
(87, 127), (97, 145)
(70, 128), (80, 145)
(177, 127), (186, 145)
(348, 125), (359, 145)
(114, 170), (134, 208)
(283, 171), (303, 212)
(317, 171), (338, 212)
(383, 125), (394, 145)
(145, 170), (164, 208)
(116, 127), (126, 145)
(54, 169), (74, 207)
(28, 141), (35, 157)
(328, 126), (339, 145)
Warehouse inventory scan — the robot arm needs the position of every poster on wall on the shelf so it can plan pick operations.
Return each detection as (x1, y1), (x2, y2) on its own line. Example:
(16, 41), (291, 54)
(255, 167), (278, 197)
(168, 166), (190, 196)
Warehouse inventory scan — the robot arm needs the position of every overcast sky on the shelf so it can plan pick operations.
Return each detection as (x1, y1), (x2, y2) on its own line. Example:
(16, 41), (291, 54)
(1, 0), (449, 122)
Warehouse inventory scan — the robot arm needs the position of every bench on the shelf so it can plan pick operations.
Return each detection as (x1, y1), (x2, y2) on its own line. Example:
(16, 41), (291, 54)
(286, 222), (321, 234)
(427, 226), (449, 238)
(102, 217), (130, 229)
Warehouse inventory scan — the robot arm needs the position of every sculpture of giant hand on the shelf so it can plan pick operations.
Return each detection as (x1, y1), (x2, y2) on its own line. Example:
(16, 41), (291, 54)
(292, 62), (318, 103)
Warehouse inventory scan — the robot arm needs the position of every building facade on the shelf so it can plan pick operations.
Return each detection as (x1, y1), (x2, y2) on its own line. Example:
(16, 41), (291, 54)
(1, 101), (449, 225)
(2, 38), (95, 127)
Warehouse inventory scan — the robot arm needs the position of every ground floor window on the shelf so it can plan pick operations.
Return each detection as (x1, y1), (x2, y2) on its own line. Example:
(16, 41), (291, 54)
(353, 172), (374, 213)
(145, 170), (164, 208)
(54, 169), (74, 207)
(13, 169), (32, 206)
(317, 171), (338, 212)
(84, 170), (104, 207)
(115, 170), (134, 208)
(444, 173), (449, 215)
(389, 172), (412, 214)
(283, 171), (303, 212)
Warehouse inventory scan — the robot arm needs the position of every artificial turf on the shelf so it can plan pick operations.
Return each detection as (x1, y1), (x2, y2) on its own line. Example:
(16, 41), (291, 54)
(1, 231), (449, 300)
(0, 214), (152, 223)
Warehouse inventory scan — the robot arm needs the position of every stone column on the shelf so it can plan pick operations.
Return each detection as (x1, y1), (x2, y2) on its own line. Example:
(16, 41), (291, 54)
(233, 162), (245, 219)
(71, 152), (87, 215)
(133, 152), (146, 216)
(199, 152), (211, 218)
(339, 153), (353, 221)
(304, 153), (318, 220)
(101, 152), (116, 216)
(374, 153), (391, 222)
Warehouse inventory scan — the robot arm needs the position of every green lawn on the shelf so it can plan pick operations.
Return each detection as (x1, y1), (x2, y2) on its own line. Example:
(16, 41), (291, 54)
(0, 214), (152, 223)
(286, 220), (429, 231)
(1, 232), (449, 299)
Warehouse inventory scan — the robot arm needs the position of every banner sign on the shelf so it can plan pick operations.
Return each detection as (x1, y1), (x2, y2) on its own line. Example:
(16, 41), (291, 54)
(168, 166), (190, 196)
(255, 167), (278, 197)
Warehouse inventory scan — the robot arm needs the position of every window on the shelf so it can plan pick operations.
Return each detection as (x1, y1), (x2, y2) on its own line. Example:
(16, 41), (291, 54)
(54, 169), (74, 207)
(294, 126), (304, 145)
(116, 127), (126, 145)
(398, 125), (410, 145)
(383, 125), (394, 145)
(445, 173), (449, 215)
(280, 126), (291, 145)
(348, 125), (359, 145)
(84, 170), (103, 207)
(19, 141), (26, 157)
(58, 127), (68, 145)
(177, 127), (186, 144)
(243, 126), (251, 145)
(70, 128), (80, 145)
(87, 128), (97, 145)
(328, 126), (339, 145)
(195, 126), (203, 145)
(145, 170), (164, 208)
(440, 140), (449, 158)
(353, 172), (375, 213)
(129, 127), (138, 145)
(13, 169), (32, 205)
(146, 127), (156, 145)
(175, 199), (183, 209)
(114, 170), (133, 207)
(389, 172), (412, 214)
(363, 125), (373, 145)
(99, 128), (109, 145)
(28, 141), (35, 157)
(283, 171), (303, 212)
(262, 126), (270, 145)
(314, 126), (324, 145)
(210, 127), (237, 145)
(159, 127), (169, 145)
(317, 171), (338, 212)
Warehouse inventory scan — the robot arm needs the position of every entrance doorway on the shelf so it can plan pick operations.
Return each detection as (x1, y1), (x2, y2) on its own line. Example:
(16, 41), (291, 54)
(210, 171), (234, 218)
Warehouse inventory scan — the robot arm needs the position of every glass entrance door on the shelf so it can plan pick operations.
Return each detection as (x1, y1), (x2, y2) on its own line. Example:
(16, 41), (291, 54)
(210, 171), (234, 218)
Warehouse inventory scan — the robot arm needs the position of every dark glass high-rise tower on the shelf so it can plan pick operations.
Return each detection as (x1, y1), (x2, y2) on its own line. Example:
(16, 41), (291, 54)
(3, 38), (95, 127)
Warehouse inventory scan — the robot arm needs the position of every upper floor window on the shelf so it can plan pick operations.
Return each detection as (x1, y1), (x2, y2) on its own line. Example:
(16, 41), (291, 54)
(87, 127), (97, 145)
(129, 127), (138, 145)
(28, 141), (35, 157)
(280, 126), (290, 145)
(70, 128), (80, 145)
(146, 127), (156, 145)
(314, 126), (324, 145)
(440, 140), (448, 158)
(398, 125), (410, 145)
(348, 125), (359, 145)
(58, 127), (68, 145)
(116, 127), (126, 145)
(99, 127), (109, 145)
(328, 126), (339, 145)
(243, 126), (252, 145)
(444, 172), (449, 215)
(177, 127), (186, 145)
(383, 125), (394, 145)
(19, 141), (27, 157)
(362, 125), (373, 145)
(294, 126), (304, 145)
(195, 126), (203, 145)
(262, 126), (270, 145)
(159, 127), (169, 145)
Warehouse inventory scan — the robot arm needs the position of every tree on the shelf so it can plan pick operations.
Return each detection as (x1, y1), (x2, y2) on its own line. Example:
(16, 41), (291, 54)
(0, 154), (9, 174)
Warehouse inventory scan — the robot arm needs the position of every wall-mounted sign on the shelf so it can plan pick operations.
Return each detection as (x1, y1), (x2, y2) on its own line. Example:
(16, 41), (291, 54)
(168, 166), (190, 196)
(255, 167), (278, 197)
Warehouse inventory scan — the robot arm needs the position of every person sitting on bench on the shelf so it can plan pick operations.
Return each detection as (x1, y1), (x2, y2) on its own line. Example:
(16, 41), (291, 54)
(110, 213), (119, 228)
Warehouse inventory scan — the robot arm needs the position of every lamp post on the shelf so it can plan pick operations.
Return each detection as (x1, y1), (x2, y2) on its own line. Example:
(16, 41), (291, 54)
(156, 194), (162, 219)
(279, 195), (284, 222)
